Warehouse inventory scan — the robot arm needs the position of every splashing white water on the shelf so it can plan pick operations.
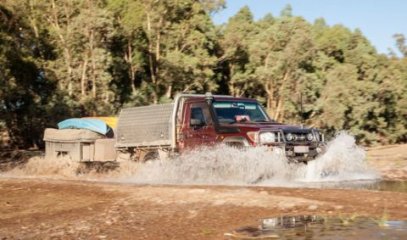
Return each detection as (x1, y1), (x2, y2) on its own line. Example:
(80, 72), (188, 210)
(1, 132), (379, 186)
(1, 153), (141, 181)
(118, 132), (379, 185)
(2, 155), (80, 179)
(125, 146), (289, 185)
(302, 132), (377, 182)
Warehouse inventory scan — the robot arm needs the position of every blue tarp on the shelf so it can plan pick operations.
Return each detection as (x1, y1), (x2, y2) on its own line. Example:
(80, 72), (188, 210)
(57, 118), (111, 135)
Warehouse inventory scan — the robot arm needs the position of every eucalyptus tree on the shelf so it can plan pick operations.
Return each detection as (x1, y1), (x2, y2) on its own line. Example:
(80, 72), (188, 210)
(249, 16), (315, 122)
(0, 2), (57, 148)
(108, 0), (220, 103)
(394, 33), (407, 57)
(41, 0), (114, 112)
(219, 6), (257, 97)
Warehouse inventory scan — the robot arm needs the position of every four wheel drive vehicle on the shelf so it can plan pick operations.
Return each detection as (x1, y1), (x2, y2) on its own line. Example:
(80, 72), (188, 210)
(116, 93), (325, 163)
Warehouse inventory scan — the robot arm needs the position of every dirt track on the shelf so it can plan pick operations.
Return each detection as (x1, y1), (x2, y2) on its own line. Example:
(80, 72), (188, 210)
(0, 178), (406, 239)
(0, 144), (406, 239)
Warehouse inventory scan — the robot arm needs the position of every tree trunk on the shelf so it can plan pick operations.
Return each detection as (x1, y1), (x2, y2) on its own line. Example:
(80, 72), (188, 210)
(146, 12), (158, 103)
(90, 29), (97, 99)
(67, 53), (73, 96)
(49, 0), (73, 95)
(264, 53), (273, 115)
(165, 85), (172, 98)
(128, 41), (137, 93)
(28, 0), (39, 38)
(229, 63), (236, 96)
(80, 56), (89, 97)
(274, 98), (283, 121)
(273, 71), (289, 121)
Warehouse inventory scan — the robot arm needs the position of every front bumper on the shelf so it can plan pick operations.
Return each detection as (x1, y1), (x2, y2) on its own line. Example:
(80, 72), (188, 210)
(269, 143), (326, 163)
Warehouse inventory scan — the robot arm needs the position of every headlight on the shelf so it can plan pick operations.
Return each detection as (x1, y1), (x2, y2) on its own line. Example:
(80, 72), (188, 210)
(259, 132), (276, 144)
(307, 133), (314, 141)
(285, 133), (294, 141)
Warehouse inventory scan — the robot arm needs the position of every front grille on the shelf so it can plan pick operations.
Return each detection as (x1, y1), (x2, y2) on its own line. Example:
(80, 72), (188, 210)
(284, 145), (318, 162)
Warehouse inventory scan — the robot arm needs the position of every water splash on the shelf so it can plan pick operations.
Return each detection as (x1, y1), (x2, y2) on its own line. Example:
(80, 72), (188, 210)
(125, 146), (289, 185)
(1, 132), (379, 186)
(1, 154), (141, 181)
(119, 132), (379, 185)
(301, 132), (378, 182)
(2, 155), (80, 179)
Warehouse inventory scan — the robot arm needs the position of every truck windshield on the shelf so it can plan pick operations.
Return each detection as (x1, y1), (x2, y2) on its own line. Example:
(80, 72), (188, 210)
(213, 101), (271, 123)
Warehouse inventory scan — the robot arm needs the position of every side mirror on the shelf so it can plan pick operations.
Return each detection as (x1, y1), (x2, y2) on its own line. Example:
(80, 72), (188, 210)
(190, 118), (204, 127)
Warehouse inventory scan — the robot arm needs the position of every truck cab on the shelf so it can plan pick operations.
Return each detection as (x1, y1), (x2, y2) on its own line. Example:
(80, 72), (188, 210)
(176, 93), (325, 163)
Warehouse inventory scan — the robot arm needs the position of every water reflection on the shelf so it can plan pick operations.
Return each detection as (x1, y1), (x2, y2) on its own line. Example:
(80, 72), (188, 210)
(261, 215), (324, 229)
(293, 180), (407, 193)
(363, 180), (407, 193)
(225, 215), (407, 240)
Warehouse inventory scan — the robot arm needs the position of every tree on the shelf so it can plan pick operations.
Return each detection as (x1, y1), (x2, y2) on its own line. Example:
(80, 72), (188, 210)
(108, 0), (219, 103)
(249, 16), (315, 122)
(394, 33), (407, 57)
(1, 1), (406, 148)
(219, 6), (261, 97)
(0, 2), (57, 148)
(23, 0), (115, 114)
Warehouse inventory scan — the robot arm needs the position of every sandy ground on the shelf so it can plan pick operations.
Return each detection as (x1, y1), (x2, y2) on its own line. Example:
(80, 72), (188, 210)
(0, 144), (406, 239)
(366, 144), (407, 180)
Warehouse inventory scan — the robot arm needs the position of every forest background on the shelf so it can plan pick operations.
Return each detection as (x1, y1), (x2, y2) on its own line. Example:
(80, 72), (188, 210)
(0, 0), (406, 149)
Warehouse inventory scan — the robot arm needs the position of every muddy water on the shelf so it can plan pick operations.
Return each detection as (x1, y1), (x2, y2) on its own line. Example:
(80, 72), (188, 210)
(226, 215), (407, 239)
(282, 180), (407, 193)
(0, 132), (396, 192)
(347, 180), (407, 193)
(120, 132), (379, 185)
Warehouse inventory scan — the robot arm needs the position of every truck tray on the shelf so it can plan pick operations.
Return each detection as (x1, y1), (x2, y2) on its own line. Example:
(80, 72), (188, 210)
(115, 103), (174, 148)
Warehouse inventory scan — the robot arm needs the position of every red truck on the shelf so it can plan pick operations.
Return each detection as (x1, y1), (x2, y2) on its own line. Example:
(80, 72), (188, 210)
(115, 93), (325, 163)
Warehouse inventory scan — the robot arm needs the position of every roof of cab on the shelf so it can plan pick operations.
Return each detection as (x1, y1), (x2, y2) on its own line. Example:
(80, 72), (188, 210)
(178, 93), (257, 102)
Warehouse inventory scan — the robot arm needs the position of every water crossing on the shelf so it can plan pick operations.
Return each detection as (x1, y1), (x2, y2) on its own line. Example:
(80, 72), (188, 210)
(2, 132), (379, 187)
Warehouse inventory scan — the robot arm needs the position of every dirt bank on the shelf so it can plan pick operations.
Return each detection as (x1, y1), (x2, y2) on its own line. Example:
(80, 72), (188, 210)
(367, 144), (407, 180)
(0, 144), (406, 239)
(0, 178), (406, 239)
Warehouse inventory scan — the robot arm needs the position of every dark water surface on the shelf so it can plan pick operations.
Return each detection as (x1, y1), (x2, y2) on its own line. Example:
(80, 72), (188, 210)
(226, 215), (407, 240)
(300, 180), (407, 193)
(361, 180), (407, 193)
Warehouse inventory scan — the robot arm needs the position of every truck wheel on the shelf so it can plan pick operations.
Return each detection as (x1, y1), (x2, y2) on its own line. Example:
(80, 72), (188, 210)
(117, 149), (140, 162)
(142, 151), (159, 162)
(226, 142), (245, 149)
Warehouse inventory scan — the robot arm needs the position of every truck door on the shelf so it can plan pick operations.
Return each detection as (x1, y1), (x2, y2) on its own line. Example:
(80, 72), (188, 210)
(183, 102), (217, 149)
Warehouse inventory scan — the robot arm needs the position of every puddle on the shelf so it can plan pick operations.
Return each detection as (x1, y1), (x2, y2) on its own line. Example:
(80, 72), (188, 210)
(294, 180), (407, 193)
(225, 215), (407, 239)
(362, 180), (407, 193)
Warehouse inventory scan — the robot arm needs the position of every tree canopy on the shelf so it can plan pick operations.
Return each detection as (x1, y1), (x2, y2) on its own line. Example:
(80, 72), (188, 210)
(0, 1), (406, 148)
